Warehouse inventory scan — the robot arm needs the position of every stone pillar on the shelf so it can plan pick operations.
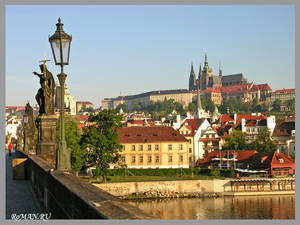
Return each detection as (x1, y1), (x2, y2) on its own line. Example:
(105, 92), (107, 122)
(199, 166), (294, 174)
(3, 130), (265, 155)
(36, 114), (58, 167)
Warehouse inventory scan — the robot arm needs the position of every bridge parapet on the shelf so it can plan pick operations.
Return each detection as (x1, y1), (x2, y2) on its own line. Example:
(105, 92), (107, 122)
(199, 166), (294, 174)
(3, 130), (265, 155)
(16, 150), (156, 219)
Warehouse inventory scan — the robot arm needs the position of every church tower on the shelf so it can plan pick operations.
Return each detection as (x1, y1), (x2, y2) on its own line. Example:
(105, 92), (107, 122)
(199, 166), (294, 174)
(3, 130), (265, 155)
(219, 61), (222, 77)
(198, 63), (203, 90)
(199, 51), (213, 90)
(189, 63), (197, 91)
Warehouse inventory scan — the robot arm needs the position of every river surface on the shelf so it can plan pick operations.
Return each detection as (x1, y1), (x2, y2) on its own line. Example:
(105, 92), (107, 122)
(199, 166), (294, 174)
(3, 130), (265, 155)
(127, 195), (295, 219)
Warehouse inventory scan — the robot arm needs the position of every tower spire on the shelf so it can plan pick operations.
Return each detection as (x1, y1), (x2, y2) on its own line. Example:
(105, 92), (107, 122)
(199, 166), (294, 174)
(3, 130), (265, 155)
(204, 51), (209, 71)
(191, 62), (194, 73)
(219, 60), (222, 77)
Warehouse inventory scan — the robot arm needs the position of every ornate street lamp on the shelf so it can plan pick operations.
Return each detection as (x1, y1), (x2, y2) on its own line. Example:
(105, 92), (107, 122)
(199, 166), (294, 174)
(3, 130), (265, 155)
(49, 18), (72, 171)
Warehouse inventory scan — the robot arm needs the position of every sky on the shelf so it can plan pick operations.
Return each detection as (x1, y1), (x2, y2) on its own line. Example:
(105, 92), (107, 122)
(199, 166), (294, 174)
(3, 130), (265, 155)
(5, 4), (295, 108)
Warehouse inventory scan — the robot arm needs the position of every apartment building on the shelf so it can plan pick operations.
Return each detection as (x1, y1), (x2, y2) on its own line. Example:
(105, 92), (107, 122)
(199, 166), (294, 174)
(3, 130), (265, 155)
(118, 126), (189, 168)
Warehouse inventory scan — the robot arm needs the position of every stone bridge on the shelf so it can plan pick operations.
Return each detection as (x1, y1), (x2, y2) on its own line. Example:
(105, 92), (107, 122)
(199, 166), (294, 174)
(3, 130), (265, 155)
(14, 150), (156, 219)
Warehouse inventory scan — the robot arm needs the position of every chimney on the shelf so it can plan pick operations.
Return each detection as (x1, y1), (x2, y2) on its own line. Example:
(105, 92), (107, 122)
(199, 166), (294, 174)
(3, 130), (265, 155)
(241, 118), (246, 133)
(234, 113), (237, 125)
(176, 115), (181, 124)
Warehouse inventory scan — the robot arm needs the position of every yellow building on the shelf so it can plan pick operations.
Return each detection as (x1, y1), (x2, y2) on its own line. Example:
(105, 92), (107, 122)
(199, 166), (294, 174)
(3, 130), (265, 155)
(118, 126), (189, 168)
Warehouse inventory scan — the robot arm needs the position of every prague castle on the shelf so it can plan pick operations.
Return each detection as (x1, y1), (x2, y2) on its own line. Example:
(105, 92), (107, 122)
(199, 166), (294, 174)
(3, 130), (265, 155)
(102, 52), (271, 111)
(189, 51), (248, 91)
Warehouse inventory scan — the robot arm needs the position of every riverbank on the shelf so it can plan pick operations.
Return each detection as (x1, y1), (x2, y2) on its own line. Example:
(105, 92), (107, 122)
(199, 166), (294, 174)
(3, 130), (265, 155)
(93, 178), (295, 199)
(120, 191), (224, 200)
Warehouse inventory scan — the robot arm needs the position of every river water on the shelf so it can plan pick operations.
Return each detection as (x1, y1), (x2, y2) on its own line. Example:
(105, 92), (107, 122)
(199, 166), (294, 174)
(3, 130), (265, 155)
(127, 195), (295, 219)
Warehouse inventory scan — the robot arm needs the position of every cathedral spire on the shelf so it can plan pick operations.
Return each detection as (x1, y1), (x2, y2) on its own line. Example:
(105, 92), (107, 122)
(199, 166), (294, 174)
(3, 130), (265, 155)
(191, 62), (195, 74)
(203, 51), (209, 71)
(219, 61), (222, 77)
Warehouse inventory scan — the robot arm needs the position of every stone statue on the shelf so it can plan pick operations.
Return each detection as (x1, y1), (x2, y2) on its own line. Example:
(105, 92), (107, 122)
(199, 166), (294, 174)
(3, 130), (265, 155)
(24, 101), (36, 153)
(33, 64), (55, 115)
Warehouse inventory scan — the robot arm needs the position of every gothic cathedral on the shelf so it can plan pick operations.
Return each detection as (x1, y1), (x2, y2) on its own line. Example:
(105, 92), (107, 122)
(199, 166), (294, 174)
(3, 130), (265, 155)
(189, 52), (248, 91)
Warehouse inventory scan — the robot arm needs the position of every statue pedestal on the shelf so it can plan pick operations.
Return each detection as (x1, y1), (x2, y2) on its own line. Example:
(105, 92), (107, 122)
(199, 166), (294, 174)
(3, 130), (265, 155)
(36, 114), (58, 167)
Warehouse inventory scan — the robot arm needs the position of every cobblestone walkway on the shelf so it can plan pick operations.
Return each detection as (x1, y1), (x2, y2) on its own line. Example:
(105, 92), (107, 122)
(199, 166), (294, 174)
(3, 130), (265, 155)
(5, 152), (43, 220)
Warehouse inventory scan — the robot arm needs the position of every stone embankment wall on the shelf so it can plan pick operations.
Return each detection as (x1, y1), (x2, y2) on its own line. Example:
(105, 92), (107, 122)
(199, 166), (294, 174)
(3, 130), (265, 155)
(93, 179), (231, 197)
(15, 150), (156, 219)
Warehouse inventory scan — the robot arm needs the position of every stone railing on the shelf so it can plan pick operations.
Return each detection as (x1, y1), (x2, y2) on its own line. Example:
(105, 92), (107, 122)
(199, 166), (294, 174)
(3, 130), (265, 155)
(15, 150), (156, 219)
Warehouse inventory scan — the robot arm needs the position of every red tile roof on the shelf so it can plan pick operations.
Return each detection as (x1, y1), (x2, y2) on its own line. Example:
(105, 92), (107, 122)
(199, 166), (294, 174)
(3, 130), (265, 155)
(220, 114), (267, 125)
(179, 119), (204, 131)
(118, 126), (188, 143)
(273, 88), (295, 94)
(272, 122), (295, 136)
(73, 115), (89, 122)
(219, 84), (251, 94)
(250, 151), (295, 166)
(251, 84), (272, 91)
(196, 150), (257, 167)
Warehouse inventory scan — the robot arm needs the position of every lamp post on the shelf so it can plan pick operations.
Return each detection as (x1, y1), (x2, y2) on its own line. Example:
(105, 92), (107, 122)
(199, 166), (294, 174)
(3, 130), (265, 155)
(49, 18), (72, 171)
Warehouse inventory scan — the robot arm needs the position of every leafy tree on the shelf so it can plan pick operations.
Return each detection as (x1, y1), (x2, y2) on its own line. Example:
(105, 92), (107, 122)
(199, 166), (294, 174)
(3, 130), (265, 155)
(201, 97), (215, 112)
(115, 103), (129, 113)
(145, 100), (155, 112)
(285, 98), (295, 114)
(188, 102), (197, 111)
(154, 101), (163, 112)
(79, 103), (87, 113)
(132, 100), (142, 112)
(272, 99), (282, 112)
(56, 114), (84, 172)
(80, 109), (124, 183)
(252, 127), (277, 153)
(222, 130), (249, 150)
(260, 101), (270, 113)
(174, 102), (183, 112)
(252, 98), (259, 111)
(87, 107), (94, 113)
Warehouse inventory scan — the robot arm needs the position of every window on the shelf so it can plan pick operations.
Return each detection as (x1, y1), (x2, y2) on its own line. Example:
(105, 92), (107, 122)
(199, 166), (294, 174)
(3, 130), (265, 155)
(155, 145), (159, 151)
(122, 156), (125, 163)
(148, 145), (152, 151)
(189, 157), (192, 162)
(168, 144), (172, 150)
(155, 156), (159, 162)
(122, 146), (125, 151)
(139, 156), (143, 163)
(139, 145), (143, 151)
(168, 156), (172, 162)
(148, 156), (152, 162)
(132, 156), (136, 163)
(179, 144), (183, 150)
(131, 145), (135, 151)
(179, 156), (183, 162)
(189, 139), (192, 144)
(189, 148), (192, 153)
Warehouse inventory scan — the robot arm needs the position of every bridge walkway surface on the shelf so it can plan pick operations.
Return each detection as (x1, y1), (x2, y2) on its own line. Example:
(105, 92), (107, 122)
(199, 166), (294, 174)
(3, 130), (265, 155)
(5, 151), (43, 220)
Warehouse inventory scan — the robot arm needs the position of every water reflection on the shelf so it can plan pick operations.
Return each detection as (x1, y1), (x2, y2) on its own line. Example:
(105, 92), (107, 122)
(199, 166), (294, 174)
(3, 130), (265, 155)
(127, 195), (295, 219)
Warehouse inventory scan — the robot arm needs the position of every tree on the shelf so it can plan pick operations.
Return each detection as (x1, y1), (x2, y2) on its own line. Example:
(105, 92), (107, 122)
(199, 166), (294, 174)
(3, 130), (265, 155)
(87, 106), (94, 113)
(252, 98), (259, 111)
(285, 98), (295, 114)
(272, 99), (282, 112)
(79, 103), (87, 113)
(201, 97), (215, 112)
(80, 109), (124, 183)
(132, 100), (142, 112)
(188, 102), (196, 111)
(115, 103), (129, 113)
(222, 130), (249, 150)
(252, 128), (277, 153)
(56, 114), (84, 172)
